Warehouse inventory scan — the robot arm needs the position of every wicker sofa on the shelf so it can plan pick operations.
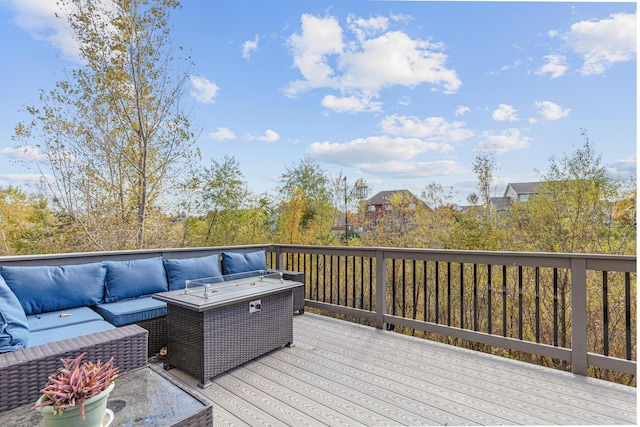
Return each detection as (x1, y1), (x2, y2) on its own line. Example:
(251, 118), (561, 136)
(0, 247), (305, 414)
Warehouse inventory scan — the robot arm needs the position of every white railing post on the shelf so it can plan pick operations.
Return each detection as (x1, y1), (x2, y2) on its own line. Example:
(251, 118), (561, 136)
(375, 249), (386, 329)
(571, 256), (588, 375)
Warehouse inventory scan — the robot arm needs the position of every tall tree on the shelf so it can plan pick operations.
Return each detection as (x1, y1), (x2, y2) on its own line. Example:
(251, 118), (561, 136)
(277, 157), (334, 245)
(14, 0), (197, 250)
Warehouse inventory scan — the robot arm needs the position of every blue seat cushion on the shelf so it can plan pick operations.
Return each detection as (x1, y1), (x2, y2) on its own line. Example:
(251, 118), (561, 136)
(0, 274), (29, 353)
(27, 307), (105, 333)
(28, 320), (115, 348)
(94, 296), (167, 327)
(104, 257), (168, 302)
(163, 255), (223, 290)
(0, 262), (106, 315)
(221, 250), (267, 276)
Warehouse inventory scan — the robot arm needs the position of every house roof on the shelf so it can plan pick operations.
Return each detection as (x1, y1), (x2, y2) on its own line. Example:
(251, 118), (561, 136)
(366, 190), (420, 206)
(505, 181), (541, 196)
(489, 196), (512, 211)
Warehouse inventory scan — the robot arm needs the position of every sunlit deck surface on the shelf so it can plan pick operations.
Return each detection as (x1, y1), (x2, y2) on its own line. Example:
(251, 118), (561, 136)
(162, 313), (636, 426)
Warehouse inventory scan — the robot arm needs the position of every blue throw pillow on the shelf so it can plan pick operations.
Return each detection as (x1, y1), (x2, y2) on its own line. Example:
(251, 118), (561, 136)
(163, 255), (224, 290)
(0, 274), (29, 352)
(104, 257), (168, 302)
(221, 250), (267, 275)
(1, 262), (106, 316)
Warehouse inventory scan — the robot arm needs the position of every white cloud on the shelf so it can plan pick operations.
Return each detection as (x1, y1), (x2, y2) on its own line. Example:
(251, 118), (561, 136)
(256, 129), (280, 143)
(0, 146), (48, 162)
(492, 104), (519, 122)
(309, 135), (447, 165)
(285, 14), (344, 95)
(534, 101), (570, 121)
(478, 128), (531, 154)
(209, 127), (235, 141)
(308, 135), (466, 178)
(357, 160), (467, 177)
(189, 76), (219, 104)
(454, 106), (470, 116)
(0, 173), (50, 183)
(536, 54), (568, 79)
(347, 14), (389, 42)
(242, 35), (259, 59)
(606, 155), (637, 179)
(321, 94), (382, 113)
(339, 30), (461, 94)
(563, 12), (636, 75)
(379, 115), (473, 143)
(285, 13), (461, 109)
(6, 0), (124, 64)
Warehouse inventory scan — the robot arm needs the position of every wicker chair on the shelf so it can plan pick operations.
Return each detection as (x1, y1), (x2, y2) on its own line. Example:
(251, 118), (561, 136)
(0, 325), (148, 414)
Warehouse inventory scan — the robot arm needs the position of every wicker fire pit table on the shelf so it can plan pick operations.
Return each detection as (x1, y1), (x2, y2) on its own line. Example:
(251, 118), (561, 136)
(153, 271), (303, 388)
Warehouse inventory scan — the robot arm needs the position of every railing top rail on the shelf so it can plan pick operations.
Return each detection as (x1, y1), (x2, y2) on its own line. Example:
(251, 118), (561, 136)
(271, 244), (636, 270)
(0, 244), (635, 272)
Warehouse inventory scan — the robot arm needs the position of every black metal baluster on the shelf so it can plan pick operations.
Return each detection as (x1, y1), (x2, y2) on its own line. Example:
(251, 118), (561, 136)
(369, 257), (373, 312)
(473, 264), (478, 332)
(535, 267), (540, 343)
(423, 260), (427, 322)
(553, 268), (558, 347)
(487, 265), (492, 335)
(391, 259), (397, 317)
(447, 262), (452, 327)
(502, 265), (507, 337)
(402, 259), (406, 318)
(337, 254), (341, 306)
(603, 271), (609, 356)
(625, 272), (632, 360)
(412, 260), (417, 320)
(323, 254), (327, 303)
(435, 261), (440, 324)
(518, 266), (523, 341)
(329, 255), (334, 304)
(352, 256), (356, 308)
(460, 263), (464, 329)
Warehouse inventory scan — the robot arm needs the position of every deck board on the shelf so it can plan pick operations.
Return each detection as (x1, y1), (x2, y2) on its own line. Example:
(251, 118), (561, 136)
(163, 313), (637, 426)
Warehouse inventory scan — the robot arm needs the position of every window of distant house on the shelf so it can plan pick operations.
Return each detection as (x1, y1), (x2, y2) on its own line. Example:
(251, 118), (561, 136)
(384, 203), (391, 210)
(519, 194), (528, 201)
(368, 205), (375, 211)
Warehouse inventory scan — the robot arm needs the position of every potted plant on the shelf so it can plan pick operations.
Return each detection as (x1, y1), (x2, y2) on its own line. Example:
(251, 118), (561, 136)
(32, 352), (121, 427)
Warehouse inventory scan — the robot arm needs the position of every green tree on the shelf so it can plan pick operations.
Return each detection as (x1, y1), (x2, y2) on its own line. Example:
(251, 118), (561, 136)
(509, 135), (635, 255)
(0, 187), (62, 255)
(14, 0), (198, 250)
(277, 157), (334, 245)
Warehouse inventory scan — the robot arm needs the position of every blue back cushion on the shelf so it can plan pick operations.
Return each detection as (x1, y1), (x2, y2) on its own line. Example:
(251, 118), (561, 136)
(163, 255), (223, 290)
(104, 257), (168, 302)
(0, 274), (29, 352)
(221, 250), (267, 275)
(1, 262), (106, 315)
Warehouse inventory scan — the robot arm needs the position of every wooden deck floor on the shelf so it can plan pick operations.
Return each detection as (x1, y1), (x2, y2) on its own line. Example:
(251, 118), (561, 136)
(163, 313), (637, 426)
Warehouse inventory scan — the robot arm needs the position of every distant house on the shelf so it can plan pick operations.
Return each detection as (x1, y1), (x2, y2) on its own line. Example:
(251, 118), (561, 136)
(490, 181), (542, 212)
(364, 190), (427, 232)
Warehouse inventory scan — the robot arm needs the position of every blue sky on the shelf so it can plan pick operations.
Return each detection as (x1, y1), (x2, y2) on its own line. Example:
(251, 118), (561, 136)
(0, 1), (636, 204)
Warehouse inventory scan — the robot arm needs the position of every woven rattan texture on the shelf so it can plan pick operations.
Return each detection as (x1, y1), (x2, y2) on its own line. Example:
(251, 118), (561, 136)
(135, 315), (168, 356)
(167, 290), (293, 385)
(0, 325), (148, 414)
